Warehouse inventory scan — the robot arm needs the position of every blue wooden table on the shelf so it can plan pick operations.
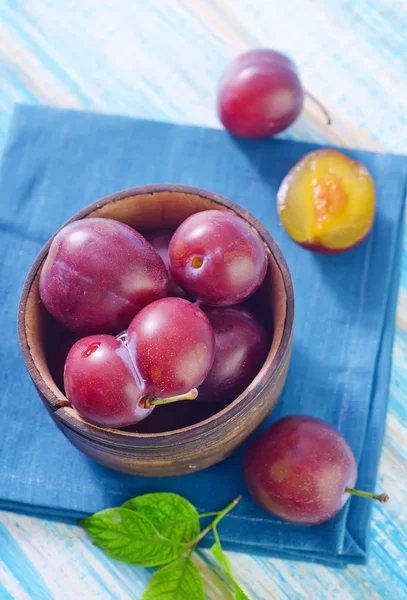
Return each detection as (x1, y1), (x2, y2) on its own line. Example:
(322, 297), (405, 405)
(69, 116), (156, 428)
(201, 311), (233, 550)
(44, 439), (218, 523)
(1, 1), (406, 598)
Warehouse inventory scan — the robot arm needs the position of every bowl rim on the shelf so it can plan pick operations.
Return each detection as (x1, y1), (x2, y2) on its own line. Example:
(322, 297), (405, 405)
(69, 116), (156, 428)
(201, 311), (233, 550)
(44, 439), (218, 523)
(18, 183), (294, 448)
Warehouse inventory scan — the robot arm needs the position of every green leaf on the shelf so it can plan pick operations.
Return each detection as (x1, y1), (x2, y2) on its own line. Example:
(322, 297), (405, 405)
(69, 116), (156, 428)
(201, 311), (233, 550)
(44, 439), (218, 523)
(233, 582), (250, 600)
(141, 557), (205, 600)
(211, 539), (233, 578)
(122, 492), (200, 544)
(80, 507), (186, 567)
(211, 531), (250, 600)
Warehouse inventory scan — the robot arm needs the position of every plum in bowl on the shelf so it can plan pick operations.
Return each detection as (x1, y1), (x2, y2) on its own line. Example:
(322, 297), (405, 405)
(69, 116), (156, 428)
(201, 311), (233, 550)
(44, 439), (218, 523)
(18, 185), (294, 476)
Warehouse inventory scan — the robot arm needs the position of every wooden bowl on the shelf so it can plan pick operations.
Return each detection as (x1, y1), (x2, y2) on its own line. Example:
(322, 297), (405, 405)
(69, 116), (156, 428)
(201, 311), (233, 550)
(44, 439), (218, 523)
(18, 184), (294, 477)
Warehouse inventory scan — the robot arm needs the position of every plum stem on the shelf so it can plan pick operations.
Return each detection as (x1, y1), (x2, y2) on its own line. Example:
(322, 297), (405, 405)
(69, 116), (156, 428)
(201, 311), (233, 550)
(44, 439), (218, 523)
(145, 388), (198, 408)
(345, 488), (389, 503)
(304, 91), (332, 126)
(186, 496), (242, 549)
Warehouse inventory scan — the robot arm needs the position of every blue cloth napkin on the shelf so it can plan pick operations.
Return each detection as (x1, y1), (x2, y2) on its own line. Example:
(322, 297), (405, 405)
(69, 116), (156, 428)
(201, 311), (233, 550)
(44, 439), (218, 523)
(0, 105), (405, 567)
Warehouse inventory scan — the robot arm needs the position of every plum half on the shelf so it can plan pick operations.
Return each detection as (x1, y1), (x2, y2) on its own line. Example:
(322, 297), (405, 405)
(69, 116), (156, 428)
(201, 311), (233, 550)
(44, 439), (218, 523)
(277, 150), (375, 253)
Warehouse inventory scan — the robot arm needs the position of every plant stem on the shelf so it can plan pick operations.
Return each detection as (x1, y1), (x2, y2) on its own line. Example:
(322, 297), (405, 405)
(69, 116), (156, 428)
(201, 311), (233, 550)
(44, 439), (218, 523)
(198, 511), (221, 519)
(211, 497), (241, 529)
(304, 91), (332, 125)
(145, 388), (198, 408)
(212, 523), (221, 547)
(345, 488), (389, 503)
(187, 497), (242, 549)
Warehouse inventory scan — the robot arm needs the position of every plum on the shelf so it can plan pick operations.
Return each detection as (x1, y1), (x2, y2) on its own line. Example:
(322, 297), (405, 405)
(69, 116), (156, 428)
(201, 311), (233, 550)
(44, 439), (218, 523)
(198, 306), (269, 402)
(144, 229), (187, 298)
(218, 49), (304, 138)
(244, 415), (388, 524)
(168, 210), (267, 306)
(40, 218), (168, 335)
(127, 298), (215, 398)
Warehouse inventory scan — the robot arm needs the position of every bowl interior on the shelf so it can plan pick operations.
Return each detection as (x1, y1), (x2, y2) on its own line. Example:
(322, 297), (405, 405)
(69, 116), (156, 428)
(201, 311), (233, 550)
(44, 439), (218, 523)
(22, 188), (289, 440)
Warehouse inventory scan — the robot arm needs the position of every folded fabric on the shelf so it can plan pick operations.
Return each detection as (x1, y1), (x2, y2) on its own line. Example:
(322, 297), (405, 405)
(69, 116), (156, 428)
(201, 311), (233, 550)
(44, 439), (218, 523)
(0, 105), (405, 567)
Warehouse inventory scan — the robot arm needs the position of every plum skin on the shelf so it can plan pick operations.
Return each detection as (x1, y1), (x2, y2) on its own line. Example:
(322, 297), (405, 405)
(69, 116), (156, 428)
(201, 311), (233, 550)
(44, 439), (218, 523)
(127, 297), (215, 398)
(168, 210), (267, 307)
(144, 229), (187, 298)
(218, 49), (304, 138)
(40, 218), (168, 335)
(244, 415), (357, 525)
(64, 335), (153, 428)
(198, 306), (269, 402)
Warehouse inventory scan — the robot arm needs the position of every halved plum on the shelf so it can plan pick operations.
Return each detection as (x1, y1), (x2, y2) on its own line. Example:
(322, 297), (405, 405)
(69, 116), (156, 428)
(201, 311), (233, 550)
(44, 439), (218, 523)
(277, 149), (375, 253)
